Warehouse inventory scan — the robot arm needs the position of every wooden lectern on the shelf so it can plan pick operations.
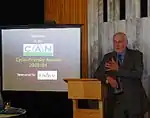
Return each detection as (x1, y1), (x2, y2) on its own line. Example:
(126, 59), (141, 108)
(64, 78), (106, 118)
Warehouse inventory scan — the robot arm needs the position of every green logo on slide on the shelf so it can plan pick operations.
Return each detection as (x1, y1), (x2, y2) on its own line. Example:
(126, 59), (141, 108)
(23, 44), (54, 56)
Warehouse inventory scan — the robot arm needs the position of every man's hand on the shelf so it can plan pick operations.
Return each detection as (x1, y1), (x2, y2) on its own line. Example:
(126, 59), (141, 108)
(107, 76), (118, 88)
(105, 58), (119, 71)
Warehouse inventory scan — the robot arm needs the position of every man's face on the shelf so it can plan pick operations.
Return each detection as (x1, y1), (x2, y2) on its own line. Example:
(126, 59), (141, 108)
(113, 34), (127, 53)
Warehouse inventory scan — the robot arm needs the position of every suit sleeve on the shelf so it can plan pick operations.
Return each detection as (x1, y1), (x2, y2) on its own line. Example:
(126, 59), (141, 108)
(94, 56), (107, 83)
(117, 51), (144, 79)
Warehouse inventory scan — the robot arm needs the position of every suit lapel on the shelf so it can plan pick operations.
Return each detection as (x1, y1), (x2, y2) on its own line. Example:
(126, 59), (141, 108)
(112, 48), (130, 68)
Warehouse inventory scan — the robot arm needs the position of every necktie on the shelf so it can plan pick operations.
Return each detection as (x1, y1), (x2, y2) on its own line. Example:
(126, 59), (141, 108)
(118, 54), (123, 64)
(114, 54), (124, 94)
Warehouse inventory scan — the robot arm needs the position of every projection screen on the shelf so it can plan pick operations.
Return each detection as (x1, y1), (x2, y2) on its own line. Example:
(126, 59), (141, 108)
(1, 25), (82, 91)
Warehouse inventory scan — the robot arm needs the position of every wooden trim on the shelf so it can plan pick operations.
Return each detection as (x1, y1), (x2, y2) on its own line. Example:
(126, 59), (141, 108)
(44, 0), (88, 77)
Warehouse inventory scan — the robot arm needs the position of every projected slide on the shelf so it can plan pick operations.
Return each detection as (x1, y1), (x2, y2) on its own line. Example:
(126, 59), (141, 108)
(2, 26), (81, 91)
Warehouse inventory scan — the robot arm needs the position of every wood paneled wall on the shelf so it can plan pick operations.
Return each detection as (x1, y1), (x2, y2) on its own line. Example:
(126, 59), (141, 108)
(44, 0), (88, 77)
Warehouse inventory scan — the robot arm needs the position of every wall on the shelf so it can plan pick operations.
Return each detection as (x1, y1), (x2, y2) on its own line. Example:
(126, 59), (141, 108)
(88, 0), (150, 117)
(44, 0), (88, 77)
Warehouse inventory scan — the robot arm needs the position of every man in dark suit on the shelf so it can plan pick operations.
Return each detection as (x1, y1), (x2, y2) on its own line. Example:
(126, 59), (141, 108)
(94, 32), (149, 118)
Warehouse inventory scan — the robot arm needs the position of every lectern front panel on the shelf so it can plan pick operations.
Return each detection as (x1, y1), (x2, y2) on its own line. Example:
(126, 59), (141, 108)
(68, 81), (102, 100)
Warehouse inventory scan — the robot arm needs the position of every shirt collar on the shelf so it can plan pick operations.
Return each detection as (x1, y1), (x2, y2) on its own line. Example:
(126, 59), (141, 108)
(117, 49), (126, 56)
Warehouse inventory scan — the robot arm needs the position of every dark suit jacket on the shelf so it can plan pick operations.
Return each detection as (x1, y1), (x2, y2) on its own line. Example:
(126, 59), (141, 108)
(94, 48), (149, 115)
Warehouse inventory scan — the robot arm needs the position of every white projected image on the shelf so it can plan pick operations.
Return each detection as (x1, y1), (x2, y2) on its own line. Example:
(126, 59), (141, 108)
(2, 26), (81, 91)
